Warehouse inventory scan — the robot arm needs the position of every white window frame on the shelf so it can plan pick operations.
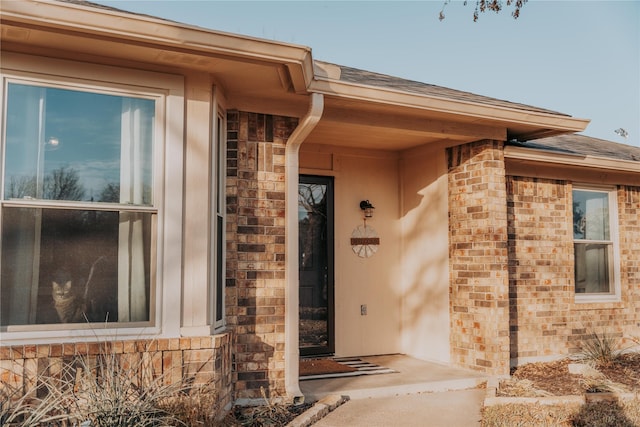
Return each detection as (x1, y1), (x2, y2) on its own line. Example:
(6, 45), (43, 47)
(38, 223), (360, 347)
(0, 52), (184, 343)
(572, 184), (621, 303)
(211, 102), (226, 330)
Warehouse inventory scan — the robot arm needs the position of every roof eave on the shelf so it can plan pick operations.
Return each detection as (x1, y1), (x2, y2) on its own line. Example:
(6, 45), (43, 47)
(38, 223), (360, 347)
(4, 1), (591, 139)
(309, 78), (590, 137)
(505, 145), (640, 173)
(1, 0), (315, 92)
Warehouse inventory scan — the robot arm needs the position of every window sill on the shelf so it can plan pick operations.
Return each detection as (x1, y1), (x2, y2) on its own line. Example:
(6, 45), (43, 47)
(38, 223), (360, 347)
(572, 295), (623, 310)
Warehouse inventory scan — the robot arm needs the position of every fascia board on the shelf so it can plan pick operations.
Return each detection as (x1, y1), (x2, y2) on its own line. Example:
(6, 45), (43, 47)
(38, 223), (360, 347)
(2, 0), (314, 90)
(309, 78), (590, 134)
(505, 145), (640, 173)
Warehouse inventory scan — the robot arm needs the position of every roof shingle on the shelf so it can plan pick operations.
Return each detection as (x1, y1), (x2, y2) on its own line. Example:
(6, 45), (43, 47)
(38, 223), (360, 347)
(509, 134), (640, 162)
(324, 61), (571, 117)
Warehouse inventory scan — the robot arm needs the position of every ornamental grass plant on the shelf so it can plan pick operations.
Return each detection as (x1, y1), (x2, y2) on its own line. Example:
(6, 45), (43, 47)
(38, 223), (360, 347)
(579, 331), (624, 367)
(0, 341), (221, 427)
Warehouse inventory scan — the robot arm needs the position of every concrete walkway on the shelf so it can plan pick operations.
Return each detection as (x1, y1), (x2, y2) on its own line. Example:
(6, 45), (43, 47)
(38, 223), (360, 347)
(300, 354), (486, 401)
(312, 388), (485, 427)
(300, 354), (487, 402)
(295, 354), (487, 426)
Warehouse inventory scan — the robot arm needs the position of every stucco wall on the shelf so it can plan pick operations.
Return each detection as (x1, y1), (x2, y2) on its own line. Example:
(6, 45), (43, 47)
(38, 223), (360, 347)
(299, 143), (454, 361)
(398, 146), (451, 363)
(300, 145), (401, 357)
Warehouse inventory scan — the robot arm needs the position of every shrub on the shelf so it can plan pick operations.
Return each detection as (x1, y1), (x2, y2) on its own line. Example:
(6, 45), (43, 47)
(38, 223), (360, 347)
(579, 331), (622, 367)
(1, 342), (221, 426)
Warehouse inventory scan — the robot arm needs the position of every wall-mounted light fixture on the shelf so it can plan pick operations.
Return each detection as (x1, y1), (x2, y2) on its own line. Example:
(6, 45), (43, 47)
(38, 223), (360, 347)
(359, 200), (375, 219)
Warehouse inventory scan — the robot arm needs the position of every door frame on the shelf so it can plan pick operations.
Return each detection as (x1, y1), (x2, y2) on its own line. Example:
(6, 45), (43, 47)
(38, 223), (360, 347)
(298, 174), (335, 356)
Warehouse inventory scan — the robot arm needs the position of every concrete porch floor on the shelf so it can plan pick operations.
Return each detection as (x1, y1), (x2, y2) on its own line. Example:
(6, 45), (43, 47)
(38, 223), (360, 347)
(299, 354), (488, 401)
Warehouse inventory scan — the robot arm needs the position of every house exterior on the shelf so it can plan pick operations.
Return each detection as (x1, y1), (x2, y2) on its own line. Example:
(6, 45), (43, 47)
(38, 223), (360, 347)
(1, 0), (638, 412)
(504, 135), (640, 365)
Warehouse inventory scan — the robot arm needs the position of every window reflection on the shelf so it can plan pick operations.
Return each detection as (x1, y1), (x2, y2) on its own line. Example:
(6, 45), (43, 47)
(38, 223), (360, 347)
(1, 82), (156, 328)
(3, 84), (154, 205)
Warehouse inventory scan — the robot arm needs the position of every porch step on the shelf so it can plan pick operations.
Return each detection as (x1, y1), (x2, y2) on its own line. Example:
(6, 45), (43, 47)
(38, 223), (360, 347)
(300, 354), (487, 401)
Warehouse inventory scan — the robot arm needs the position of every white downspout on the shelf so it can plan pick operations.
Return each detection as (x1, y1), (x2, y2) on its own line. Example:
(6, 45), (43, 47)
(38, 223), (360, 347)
(284, 92), (324, 401)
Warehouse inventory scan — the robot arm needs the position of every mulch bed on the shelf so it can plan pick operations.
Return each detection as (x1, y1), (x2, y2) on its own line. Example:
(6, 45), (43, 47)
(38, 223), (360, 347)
(597, 353), (640, 389)
(500, 353), (640, 397)
(487, 353), (640, 426)
(225, 402), (313, 426)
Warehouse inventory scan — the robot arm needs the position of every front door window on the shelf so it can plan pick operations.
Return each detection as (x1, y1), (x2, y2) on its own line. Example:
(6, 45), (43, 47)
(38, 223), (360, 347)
(298, 175), (334, 356)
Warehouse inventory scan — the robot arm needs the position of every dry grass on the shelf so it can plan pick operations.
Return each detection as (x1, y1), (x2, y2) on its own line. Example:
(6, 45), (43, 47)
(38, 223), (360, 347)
(1, 339), (309, 427)
(1, 344), (222, 426)
(483, 402), (580, 427)
(497, 378), (554, 398)
(483, 400), (640, 427)
(222, 388), (312, 427)
(489, 344), (640, 427)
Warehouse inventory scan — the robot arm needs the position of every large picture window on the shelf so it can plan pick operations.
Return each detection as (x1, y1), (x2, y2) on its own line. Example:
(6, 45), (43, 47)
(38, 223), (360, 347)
(1, 81), (157, 328)
(572, 186), (620, 299)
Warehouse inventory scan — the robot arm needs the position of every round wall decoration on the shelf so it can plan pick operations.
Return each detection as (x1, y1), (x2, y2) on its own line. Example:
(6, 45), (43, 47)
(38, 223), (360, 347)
(350, 224), (380, 258)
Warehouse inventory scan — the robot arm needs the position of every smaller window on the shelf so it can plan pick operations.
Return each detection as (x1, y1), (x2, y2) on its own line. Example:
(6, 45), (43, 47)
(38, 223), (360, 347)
(211, 112), (226, 328)
(572, 186), (620, 300)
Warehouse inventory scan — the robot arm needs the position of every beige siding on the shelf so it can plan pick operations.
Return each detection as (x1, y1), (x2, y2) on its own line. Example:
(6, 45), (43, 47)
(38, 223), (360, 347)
(399, 146), (451, 363)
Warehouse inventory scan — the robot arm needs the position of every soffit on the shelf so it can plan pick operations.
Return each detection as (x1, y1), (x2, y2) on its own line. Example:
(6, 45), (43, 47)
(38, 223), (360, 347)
(307, 77), (589, 149)
(303, 95), (582, 151)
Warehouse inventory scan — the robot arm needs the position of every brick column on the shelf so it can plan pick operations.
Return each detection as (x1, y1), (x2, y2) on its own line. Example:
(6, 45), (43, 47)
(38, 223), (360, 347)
(447, 140), (510, 375)
(225, 111), (298, 400)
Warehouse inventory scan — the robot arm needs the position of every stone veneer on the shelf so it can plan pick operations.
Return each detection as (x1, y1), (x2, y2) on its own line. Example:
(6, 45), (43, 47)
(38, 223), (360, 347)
(225, 111), (298, 401)
(447, 140), (511, 376)
(0, 334), (233, 414)
(507, 177), (640, 364)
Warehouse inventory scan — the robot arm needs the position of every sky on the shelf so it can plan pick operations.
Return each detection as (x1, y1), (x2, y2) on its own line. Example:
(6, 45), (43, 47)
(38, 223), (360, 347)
(94, 0), (640, 148)
(5, 84), (153, 202)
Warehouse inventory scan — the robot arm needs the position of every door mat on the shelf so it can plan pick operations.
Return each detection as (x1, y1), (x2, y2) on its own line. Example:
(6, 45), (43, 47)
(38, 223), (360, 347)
(299, 357), (397, 381)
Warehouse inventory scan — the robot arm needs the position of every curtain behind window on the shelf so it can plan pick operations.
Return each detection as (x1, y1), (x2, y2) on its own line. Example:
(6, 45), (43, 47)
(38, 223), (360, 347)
(118, 99), (153, 322)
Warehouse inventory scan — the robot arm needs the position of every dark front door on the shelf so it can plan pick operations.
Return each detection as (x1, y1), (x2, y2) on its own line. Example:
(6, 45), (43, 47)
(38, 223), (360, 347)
(298, 175), (334, 356)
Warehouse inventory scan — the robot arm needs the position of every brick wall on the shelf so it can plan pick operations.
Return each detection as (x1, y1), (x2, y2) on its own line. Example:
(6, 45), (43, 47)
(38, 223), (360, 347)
(0, 334), (233, 416)
(447, 140), (510, 375)
(506, 177), (574, 361)
(507, 177), (640, 364)
(225, 111), (298, 400)
(619, 186), (640, 314)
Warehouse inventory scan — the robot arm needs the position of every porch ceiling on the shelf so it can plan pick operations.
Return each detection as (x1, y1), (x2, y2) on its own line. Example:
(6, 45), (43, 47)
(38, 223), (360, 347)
(305, 96), (508, 151)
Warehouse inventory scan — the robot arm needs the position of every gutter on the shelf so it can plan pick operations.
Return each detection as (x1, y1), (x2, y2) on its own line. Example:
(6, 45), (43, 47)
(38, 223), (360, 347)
(504, 145), (640, 173)
(284, 92), (324, 402)
(1, 0), (315, 92)
(309, 78), (590, 136)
